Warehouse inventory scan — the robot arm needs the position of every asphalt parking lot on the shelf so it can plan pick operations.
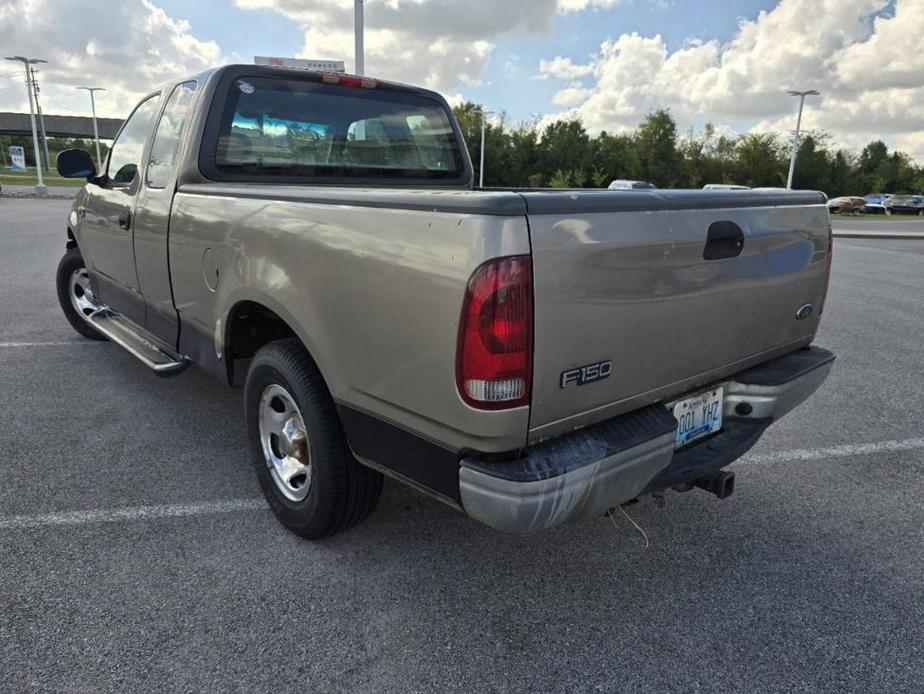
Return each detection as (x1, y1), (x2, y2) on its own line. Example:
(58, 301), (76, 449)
(2, 198), (923, 693)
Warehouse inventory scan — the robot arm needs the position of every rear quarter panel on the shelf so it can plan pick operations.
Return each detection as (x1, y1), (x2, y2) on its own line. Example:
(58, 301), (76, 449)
(168, 186), (531, 453)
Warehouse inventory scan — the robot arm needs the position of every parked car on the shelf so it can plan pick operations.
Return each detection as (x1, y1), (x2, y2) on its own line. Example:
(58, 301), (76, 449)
(608, 179), (658, 190)
(883, 195), (924, 215)
(863, 193), (890, 213)
(862, 193), (890, 214)
(53, 64), (835, 539)
(826, 196), (867, 214)
(703, 184), (750, 191)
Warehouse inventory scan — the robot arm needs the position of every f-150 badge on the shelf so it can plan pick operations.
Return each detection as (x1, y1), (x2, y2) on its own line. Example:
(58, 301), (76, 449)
(561, 360), (612, 388)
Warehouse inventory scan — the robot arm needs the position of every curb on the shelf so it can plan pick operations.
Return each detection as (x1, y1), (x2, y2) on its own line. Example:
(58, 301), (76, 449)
(833, 231), (924, 239)
(1, 192), (77, 200)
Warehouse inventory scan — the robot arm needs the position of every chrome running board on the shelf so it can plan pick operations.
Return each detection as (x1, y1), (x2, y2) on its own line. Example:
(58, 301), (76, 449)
(87, 308), (189, 377)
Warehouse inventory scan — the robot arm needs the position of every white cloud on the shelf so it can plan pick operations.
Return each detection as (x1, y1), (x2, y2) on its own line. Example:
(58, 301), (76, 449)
(235, 0), (617, 92)
(537, 0), (924, 159)
(558, 0), (625, 12)
(0, 0), (221, 118)
(833, 0), (924, 90)
(552, 83), (593, 106)
(2, 0), (920, 164)
(538, 56), (594, 80)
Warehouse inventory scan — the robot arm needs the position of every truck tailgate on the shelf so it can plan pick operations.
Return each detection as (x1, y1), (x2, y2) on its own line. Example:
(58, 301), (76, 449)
(523, 190), (831, 443)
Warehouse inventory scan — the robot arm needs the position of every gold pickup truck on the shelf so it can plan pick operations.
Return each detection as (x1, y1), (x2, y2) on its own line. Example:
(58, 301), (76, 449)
(54, 64), (834, 539)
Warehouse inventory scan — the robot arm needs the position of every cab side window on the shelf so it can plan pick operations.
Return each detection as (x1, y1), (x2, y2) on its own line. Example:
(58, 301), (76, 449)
(147, 81), (198, 189)
(107, 95), (160, 185)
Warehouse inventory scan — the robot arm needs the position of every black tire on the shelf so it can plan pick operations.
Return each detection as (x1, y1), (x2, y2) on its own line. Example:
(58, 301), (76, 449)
(55, 248), (106, 340)
(245, 338), (383, 539)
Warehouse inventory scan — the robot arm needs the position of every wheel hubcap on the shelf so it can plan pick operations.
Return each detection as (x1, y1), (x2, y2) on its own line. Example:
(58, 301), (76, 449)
(258, 384), (312, 502)
(69, 267), (99, 320)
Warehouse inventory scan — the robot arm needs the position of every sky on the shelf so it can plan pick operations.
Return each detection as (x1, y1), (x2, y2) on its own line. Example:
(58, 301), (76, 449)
(1, 0), (922, 160)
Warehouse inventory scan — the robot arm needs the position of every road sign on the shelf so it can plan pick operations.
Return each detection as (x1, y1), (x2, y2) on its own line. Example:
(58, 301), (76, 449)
(254, 57), (346, 72)
(9, 145), (26, 171)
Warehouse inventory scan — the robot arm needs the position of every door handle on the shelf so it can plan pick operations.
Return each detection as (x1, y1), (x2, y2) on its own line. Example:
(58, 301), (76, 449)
(118, 210), (131, 230)
(703, 221), (744, 260)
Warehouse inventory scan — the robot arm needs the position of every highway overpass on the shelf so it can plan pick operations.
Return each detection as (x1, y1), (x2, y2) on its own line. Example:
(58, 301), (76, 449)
(0, 112), (122, 139)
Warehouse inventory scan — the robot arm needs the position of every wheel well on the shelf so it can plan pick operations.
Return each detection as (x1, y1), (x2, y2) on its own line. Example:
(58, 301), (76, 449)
(66, 228), (78, 251)
(225, 301), (297, 386)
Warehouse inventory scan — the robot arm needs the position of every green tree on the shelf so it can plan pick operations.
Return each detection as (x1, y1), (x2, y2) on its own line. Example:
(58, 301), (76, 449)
(508, 124), (541, 187)
(452, 102), (511, 187)
(591, 165), (610, 188)
(590, 131), (635, 186)
(827, 149), (859, 198)
(791, 133), (833, 192)
(857, 140), (889, 193)
(448, 102), (922, 194)
(633, 109), (682, 187)
(734, 133), (785, 187)
(878, 151), (918, 193)
(548, 169), (573, 188)
(538, 119), (590, 185)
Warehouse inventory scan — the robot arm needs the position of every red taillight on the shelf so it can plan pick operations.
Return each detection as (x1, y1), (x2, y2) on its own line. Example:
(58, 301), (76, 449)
(819, 224), (833, 316)
(456, 256), (533, 410)
(321, 72), (378, 89)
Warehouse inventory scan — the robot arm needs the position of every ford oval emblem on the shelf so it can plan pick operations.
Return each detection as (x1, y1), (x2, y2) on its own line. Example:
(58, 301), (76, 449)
(795, 304), (815, 320)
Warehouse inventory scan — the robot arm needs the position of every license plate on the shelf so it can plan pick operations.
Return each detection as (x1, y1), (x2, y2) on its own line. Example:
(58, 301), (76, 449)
(671, 386), (724, 449)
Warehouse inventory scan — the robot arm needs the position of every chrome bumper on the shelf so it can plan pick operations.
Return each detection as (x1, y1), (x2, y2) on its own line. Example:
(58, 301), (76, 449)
(459, 347), (835, 533)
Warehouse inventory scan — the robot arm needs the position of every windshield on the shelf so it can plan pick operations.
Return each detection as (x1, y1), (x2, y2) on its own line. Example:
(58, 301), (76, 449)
(210, 75), (466, 184)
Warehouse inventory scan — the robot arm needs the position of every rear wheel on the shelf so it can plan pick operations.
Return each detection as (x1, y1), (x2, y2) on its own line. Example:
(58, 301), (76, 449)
(55, 248), (105, 340)
(244, 338), (382, 539)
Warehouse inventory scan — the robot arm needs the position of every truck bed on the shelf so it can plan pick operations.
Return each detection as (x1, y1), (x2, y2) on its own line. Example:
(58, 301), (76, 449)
(175, 184), (829, 450)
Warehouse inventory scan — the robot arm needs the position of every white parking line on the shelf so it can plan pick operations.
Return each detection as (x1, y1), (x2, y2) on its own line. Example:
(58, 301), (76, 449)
(745, 437), (924, 465)
(0, 341), (100, 348)
(0, 498), (266, 530)
(1, 437), (923, 531)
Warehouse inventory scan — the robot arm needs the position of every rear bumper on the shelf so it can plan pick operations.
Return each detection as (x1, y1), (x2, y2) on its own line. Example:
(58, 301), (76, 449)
(459, 346), (835, 533)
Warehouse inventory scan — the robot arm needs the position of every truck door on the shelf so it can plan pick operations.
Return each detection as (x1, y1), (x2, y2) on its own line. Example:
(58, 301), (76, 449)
(79, 94), (161, 326)
(133, 80), (199, 348)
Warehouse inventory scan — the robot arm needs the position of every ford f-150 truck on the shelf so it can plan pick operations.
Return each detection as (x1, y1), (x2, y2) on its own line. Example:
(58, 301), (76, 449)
(55, 65), (835, 539)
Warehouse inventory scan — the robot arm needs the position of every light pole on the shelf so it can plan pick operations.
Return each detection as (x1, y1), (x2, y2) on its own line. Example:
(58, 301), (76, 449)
(78, 86), (106, 170)
(5, 55), (47, 195)
(479, 109), (495, 188)
(31, 67), (51, 173)
(354, 0), (364, 75)
(785, 89), (819, 189)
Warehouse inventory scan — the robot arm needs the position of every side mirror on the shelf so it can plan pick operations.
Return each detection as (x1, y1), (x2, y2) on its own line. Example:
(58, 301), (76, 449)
(56, 149), (97, 179)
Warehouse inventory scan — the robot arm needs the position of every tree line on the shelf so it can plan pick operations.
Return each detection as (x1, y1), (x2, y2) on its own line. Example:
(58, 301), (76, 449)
(453, 103), (924, 196)
(4, 109), (921, 196)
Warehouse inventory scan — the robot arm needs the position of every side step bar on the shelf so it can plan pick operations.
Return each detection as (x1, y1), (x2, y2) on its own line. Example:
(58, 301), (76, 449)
(87, 308), (189, 377)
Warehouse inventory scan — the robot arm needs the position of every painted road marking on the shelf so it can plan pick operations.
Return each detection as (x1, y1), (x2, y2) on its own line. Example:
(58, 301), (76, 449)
(0, 341), (100, 348)
(744, 437), (924, 465)
(0, 498), (266, 530)
(1, 437), (922, 531)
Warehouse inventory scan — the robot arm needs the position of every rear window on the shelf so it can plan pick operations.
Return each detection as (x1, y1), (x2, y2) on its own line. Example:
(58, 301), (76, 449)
(208, 75), (466, 184)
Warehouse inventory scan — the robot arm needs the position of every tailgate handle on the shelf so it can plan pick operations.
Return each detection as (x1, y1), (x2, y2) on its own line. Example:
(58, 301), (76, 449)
(703, 221), (744, 260)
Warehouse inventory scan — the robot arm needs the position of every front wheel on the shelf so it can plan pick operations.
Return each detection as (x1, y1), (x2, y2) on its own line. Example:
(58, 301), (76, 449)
(55, 248), (106, 340)
(244, 338), (383, 539)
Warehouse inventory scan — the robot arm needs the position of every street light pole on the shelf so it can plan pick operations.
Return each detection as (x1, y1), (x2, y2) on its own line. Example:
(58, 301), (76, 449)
(479, 109), (495, 188)
(785, 89), (819, 189)
(31, 67), (51, 173)
(78, 87), (106, 170)
(354, 0), (364, 75)
(5, 55), (47, 195)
